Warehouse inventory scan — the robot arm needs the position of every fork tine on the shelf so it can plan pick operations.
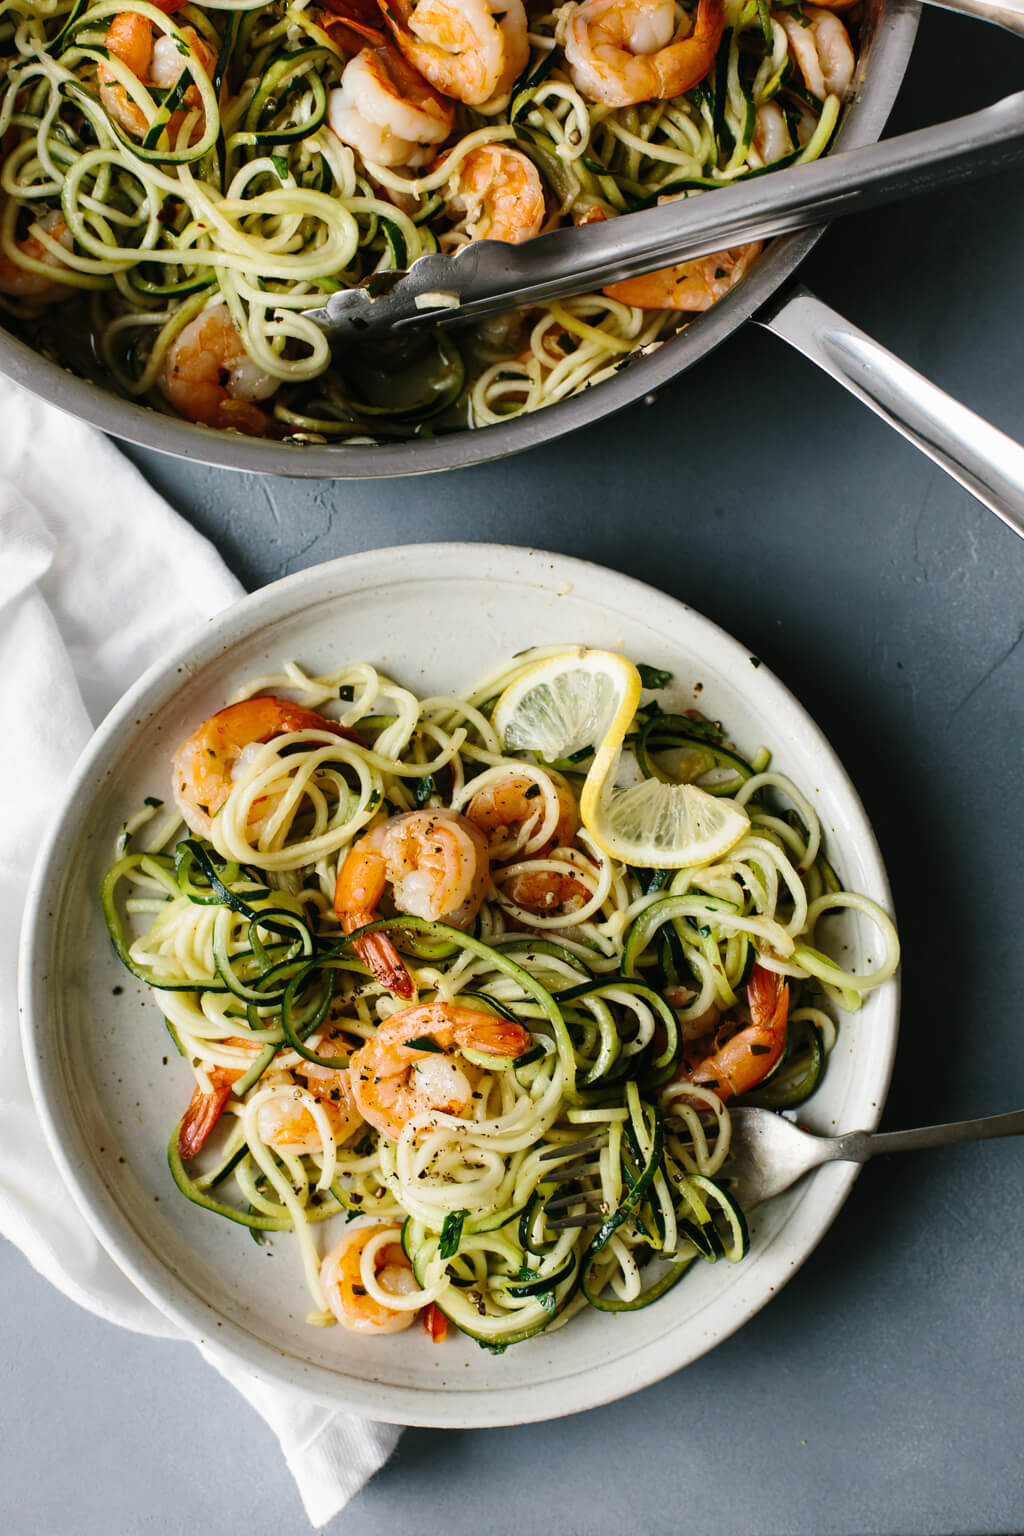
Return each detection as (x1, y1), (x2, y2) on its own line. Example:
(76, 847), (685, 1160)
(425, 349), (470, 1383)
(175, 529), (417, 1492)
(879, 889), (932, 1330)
(538, 1135), (605, 1163)
(543, 1188), (600, 1213)
(542, 1157), (602, 1183)
(544, 1210), (607, 1230)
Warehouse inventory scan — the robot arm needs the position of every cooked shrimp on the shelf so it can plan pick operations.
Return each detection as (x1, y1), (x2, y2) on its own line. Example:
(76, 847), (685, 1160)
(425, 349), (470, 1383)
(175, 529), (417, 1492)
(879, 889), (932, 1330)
(751, 101), (791, 166)
(327, 44), (454, 168)
(564, 0), (724, 109)
(320, 1223), (421, 1334)
(348, 1000), (533, 1139)
(177, 1062), (246, 1158)
(177, 1033), (363, 1159)
(162, 306), (279, 433)
(0, 209), (73, 302)
(777, 6), (854, 100)
(465, 771), (577, 859)
(443, 145), (545, 244)
(380, 0), (529, 107)
(678, 962), (790, 1101)
(172, 695), (358, 838)
(501, 866), (592, 916)
(334, 808), (491, 999)
(99, 12), (216, 141)
(602, 240), (762, 310)
(257, 1054), (364, 1154)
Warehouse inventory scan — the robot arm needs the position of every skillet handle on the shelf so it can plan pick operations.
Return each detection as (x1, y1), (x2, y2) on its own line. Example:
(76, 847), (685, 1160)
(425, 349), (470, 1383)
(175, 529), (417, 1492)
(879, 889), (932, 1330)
(920, 0), (1024, 39)
(758, 286), (1024, 541)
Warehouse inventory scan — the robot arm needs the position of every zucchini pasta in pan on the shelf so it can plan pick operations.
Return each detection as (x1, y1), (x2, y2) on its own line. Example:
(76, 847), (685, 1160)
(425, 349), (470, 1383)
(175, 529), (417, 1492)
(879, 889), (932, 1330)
(103, 647), (899, 1349)
(0, 0), (856, 438)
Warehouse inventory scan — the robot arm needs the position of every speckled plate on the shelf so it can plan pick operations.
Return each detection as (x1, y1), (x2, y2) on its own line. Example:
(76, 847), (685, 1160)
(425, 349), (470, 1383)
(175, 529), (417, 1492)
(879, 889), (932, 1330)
(19, 544), (899, 1425)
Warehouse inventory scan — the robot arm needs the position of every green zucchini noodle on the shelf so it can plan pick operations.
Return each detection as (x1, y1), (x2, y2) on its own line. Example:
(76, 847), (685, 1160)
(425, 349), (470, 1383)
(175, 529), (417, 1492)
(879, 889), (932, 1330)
(102, 647), (898, 1347)
(0, 0), (855, 441)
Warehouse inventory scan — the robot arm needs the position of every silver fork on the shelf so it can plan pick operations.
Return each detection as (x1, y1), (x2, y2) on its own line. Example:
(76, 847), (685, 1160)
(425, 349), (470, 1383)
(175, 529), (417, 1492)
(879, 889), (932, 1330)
(540, 1107), (1024, 1228)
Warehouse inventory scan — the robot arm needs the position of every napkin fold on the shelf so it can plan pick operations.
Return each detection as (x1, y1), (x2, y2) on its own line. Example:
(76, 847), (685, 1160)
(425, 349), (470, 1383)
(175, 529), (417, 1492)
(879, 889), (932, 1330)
(0, 384), (401, 1525)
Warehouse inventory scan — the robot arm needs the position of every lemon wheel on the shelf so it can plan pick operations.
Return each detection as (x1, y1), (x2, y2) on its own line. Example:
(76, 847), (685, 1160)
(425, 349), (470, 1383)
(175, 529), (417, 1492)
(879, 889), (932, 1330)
(493, 648), (749, 868)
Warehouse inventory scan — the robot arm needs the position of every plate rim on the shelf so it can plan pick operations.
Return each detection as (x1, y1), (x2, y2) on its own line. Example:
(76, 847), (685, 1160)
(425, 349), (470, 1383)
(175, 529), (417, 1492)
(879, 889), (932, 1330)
(18, 543), (900, 1425)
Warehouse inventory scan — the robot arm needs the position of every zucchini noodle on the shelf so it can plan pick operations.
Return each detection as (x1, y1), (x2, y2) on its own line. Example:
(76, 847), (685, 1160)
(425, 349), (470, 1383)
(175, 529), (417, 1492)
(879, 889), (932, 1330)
(103, 647), (899, 1349)
(0, 0), (854, 440)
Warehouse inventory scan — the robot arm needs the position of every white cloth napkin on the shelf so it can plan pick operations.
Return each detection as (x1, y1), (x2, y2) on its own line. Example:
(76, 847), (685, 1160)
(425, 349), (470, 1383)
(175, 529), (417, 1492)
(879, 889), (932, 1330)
(0, 383), (401, 1527)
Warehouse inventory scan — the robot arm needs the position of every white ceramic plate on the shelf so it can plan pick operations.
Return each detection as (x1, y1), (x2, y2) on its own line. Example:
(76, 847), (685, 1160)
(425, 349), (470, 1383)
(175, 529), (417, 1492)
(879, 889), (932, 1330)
(19, 544), (899, 1425)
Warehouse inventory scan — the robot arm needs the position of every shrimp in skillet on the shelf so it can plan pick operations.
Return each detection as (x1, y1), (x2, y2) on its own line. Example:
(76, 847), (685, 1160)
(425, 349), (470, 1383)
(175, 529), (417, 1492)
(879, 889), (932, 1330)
(348, 1001), (533, 1139)
(0, 209), (74, 302)
(99, 11), (216, 141)
(171, 695), (358, 838)
(334, 808), (490, 999)
(776, 6), (855, 100)
(162, 307), (279, 434)
(380, 0), (529, 107)
(443, 145), (545, 243)
(327, 43), (455, 167)
(603, 241), (763, 311)
(564, 0), (725, 109)
(677, 962), (790, 1102)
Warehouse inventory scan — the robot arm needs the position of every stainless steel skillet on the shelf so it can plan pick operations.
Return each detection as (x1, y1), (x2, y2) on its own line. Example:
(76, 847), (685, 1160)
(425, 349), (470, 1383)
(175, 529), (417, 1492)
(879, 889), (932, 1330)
(1, 0), (1019, 492)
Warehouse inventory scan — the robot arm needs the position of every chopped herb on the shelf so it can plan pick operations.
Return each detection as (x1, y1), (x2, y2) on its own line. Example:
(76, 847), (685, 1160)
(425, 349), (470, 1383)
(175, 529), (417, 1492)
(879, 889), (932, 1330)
(405, 1035), (444, 1052)
(523, 782), (541, 799)
(144, 796), (164, 808)
(439, 1209), (467, 1259)
(638, 664), (672, 689)
(270, 153), (289, 182)
(414, 774), (435, 806)
(749, 655), (762, 668)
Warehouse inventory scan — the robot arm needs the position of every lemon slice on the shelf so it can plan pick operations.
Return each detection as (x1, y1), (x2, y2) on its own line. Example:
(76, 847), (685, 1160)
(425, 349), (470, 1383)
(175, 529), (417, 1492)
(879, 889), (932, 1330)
(582, 777), (750, 868)
(493, 648), (641, 763)
(493, 647), (749, 868)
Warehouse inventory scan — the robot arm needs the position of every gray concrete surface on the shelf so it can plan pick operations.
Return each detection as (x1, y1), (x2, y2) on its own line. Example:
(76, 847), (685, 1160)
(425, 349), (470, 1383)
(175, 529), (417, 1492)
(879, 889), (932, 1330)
(5, 9), (1024, 1534)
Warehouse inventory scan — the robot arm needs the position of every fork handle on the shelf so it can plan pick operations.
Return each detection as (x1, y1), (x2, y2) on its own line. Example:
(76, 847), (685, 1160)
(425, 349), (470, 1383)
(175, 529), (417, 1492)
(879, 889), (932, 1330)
(825, 1108), (1024, 1164)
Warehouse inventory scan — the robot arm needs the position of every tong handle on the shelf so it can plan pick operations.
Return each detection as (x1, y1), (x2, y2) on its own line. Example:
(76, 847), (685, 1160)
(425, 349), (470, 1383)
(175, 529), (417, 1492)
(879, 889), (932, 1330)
(366, 90), (1024, 334)
(442, 89), (1024, 324)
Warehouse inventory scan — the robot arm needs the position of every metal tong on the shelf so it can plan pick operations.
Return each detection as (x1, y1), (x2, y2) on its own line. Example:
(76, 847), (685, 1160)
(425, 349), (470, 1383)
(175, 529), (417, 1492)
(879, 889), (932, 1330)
(305, 88), (1024, 342)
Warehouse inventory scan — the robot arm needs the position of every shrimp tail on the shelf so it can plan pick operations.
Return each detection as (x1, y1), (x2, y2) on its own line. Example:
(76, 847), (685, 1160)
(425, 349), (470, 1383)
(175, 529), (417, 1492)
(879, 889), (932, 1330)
(177, 1071), (235, 1158)
(355, 930), (415, 999)
(746, 962), (789, 1034)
